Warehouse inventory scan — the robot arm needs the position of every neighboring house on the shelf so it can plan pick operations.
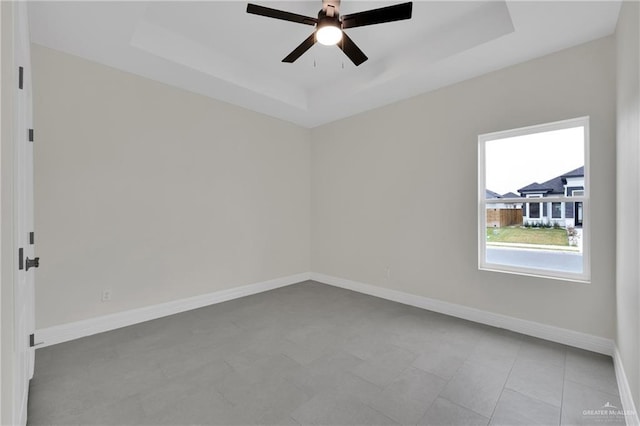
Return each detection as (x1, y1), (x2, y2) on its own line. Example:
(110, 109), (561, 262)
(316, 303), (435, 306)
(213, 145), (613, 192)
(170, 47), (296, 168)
(518, 166), (584, 228)
(485, 190), (522, 209)
(499, 192), (523, 209)
(486, 189), (502, 199)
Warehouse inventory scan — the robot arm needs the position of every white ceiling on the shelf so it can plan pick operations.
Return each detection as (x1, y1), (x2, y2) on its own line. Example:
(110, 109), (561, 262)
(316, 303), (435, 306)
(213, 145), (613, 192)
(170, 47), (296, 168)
(29, 1), (621, 128)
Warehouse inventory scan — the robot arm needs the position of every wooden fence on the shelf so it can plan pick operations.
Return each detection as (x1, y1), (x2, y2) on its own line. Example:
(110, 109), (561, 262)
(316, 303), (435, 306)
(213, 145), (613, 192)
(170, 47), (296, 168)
(486, 208), (523, 228)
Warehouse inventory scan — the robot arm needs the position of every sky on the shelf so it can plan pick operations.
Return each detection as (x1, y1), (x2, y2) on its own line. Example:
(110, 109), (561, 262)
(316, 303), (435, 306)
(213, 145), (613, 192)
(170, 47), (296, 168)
(484, 126), (585, 196)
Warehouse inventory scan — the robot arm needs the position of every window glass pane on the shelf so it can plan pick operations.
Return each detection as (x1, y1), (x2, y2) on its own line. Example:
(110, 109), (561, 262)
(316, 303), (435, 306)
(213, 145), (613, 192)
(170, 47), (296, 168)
(485, 127), (585, 197)
(529, 203), (540, 218)
(485, 203), (585, 275)
(552, 202), (562, 219)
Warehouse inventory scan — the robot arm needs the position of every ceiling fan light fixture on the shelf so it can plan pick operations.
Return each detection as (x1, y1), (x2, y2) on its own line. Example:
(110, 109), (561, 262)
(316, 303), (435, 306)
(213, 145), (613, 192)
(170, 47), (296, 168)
(316, 24), (342, 45)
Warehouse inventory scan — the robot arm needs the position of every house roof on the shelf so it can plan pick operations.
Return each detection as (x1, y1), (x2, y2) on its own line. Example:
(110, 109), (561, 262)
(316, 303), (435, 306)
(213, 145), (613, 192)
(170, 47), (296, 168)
(486, 189), (502, 199)
(518, 166), (584, 195)
(561, 166), (585, 180)
(502, 192), (520, 198)
(518, 182), (554, 193)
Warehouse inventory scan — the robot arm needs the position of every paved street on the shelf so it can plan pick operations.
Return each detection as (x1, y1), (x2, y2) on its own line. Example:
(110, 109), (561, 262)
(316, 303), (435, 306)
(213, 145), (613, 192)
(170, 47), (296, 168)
(486, 246), (583, 274)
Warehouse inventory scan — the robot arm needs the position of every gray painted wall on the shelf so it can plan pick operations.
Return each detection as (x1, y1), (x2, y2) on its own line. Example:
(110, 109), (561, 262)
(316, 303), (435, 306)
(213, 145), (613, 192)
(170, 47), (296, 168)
(616, 0), (640, 410)
(32, 45), (311, 328)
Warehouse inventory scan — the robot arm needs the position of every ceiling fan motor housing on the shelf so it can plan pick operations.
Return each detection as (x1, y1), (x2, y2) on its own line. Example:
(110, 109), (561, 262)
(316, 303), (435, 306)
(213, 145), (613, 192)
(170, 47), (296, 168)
(317, 8), (341, 29)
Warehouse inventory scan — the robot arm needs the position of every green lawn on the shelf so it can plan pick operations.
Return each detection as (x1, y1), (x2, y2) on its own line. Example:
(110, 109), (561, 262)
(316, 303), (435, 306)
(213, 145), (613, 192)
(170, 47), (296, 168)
(486, 226), (569, 246)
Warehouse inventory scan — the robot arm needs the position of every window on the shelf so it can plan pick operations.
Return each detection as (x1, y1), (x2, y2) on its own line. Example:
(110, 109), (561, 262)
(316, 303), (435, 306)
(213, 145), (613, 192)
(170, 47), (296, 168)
(478, 117), (590, 282)
(527, 195), (542, 219)
(529, 203), (540, 218)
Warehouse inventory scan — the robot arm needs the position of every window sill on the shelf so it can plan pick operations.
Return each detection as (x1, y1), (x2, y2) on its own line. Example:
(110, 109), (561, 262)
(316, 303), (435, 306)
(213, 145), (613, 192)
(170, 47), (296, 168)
(479, 264), (591, 284)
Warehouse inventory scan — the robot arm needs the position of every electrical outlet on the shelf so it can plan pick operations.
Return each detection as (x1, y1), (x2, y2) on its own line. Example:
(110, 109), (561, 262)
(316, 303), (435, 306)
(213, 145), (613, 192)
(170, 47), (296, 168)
(101, 289), (112, 302)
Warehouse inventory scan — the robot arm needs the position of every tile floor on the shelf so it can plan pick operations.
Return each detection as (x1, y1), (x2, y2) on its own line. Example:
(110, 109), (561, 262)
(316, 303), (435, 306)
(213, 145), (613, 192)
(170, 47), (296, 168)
(28, 281), (625, 425)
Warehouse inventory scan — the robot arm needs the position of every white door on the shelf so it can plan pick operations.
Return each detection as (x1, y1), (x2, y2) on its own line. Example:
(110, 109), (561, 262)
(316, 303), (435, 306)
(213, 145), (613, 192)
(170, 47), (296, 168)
(12, 2), (36, 425)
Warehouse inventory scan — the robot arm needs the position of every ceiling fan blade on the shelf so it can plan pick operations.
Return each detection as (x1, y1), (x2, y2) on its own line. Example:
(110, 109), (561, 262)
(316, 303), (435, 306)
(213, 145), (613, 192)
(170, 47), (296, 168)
(341, 2), (412, 29)
(337, 32), (368, 66)
(247, 4), (317, 26)
(282, 33), (317, 63)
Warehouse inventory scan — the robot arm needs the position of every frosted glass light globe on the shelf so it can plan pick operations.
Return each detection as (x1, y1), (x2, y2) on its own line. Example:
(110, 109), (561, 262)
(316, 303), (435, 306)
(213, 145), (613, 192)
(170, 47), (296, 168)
(316, 26), (342, 45)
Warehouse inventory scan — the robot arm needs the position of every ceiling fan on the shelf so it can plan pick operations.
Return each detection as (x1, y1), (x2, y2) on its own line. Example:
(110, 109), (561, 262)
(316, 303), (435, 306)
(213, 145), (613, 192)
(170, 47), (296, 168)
(246, 0), (413, 66)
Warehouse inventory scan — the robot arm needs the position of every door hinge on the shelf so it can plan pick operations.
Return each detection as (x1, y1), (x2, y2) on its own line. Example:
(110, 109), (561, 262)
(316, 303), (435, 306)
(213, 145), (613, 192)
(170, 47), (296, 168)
(18, 66), (23, 90)
(28, 129), (34, 142)
(18, 248), (24, 270)
(29, 232), (34, 245)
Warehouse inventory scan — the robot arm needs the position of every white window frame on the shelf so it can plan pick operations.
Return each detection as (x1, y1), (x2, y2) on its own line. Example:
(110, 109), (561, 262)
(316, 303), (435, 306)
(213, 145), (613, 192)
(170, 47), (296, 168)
(478, 116), (590, 283)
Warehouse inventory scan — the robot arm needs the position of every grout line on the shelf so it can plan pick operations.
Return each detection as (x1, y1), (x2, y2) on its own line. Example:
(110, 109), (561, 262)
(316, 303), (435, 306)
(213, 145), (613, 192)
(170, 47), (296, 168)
(487, 346), (520, 424)
(438, 395), (491, 421)
(216, 389), (237, 408)
(222, 359), (239, 374)
(508, 387), (563, 411)
(420, 397), (440, 424)
(559, 349), (567, 425)
(288, 415), (301, 426)
(430, 339), (502, 422)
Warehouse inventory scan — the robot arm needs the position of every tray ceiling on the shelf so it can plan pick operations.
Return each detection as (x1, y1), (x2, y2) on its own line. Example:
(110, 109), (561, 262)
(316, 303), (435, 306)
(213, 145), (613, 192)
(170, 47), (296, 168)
(29, 1), (621, 127)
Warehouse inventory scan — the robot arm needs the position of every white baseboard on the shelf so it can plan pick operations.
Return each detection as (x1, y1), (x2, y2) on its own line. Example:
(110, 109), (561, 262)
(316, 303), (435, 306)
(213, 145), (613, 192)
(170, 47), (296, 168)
(614, 346), (640, 426)
(310, 272), (615, 356)
(35, 272), (311, 348)
(36, 271), (616, 358)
